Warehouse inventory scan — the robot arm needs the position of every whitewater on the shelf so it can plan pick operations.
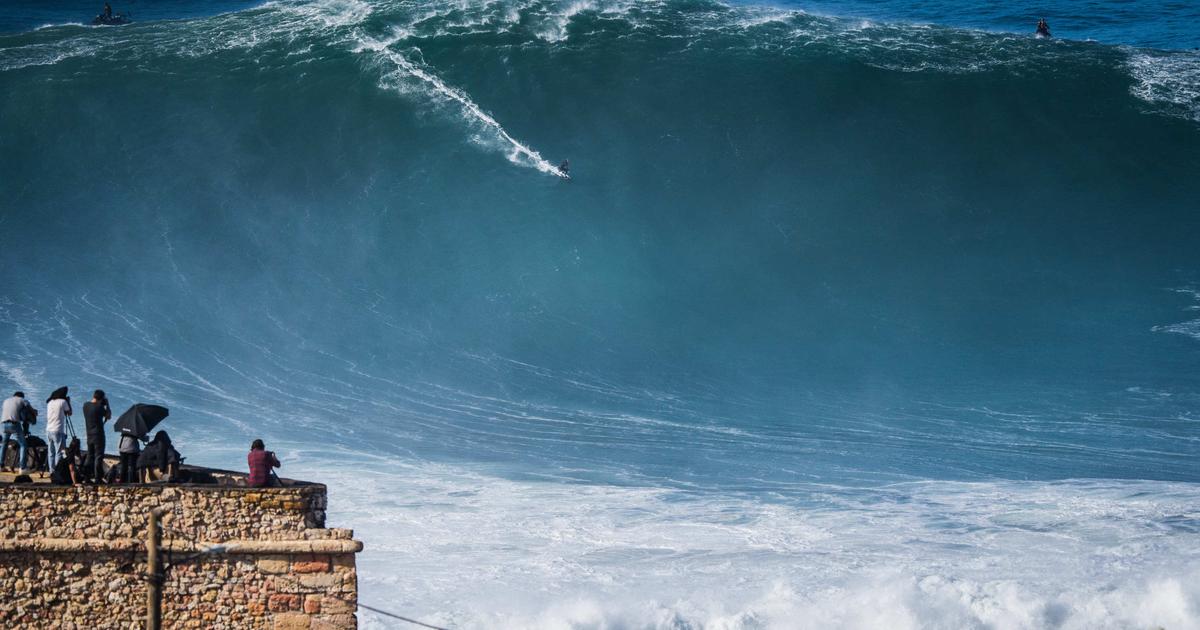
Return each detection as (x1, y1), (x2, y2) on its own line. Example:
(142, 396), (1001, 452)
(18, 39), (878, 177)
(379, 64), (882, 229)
(2, 0), (1199, 627)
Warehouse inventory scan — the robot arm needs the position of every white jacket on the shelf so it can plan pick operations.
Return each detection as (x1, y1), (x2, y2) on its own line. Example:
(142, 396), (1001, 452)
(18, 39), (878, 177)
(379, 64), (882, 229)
(46, 398), (71, 435)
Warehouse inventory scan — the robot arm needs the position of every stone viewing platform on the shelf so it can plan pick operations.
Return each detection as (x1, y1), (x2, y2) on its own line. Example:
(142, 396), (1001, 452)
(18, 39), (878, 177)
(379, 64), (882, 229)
(0, 461), (362, 629)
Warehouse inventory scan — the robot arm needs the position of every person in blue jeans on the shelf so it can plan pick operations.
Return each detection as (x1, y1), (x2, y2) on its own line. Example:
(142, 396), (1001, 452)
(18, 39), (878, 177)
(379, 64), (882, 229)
(45, 389), (72, 471)
(1, 392), (34, 472)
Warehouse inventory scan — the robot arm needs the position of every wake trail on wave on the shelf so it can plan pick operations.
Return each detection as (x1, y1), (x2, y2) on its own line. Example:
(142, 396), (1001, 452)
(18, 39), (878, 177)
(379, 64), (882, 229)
(356, 36), (567, 178)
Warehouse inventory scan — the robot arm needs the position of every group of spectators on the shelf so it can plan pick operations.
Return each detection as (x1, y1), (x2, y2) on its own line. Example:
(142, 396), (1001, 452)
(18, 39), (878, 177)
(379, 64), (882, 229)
(1, 387), (282, 487)
(1, 388), (181, 485)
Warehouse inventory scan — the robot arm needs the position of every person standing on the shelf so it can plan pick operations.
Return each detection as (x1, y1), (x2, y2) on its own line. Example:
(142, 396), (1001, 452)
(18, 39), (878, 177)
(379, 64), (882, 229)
(247, 439), (280, 487)
(82, 390), (111, 482)
(45, 388), (73, 471)
(1, 392), (34, 472)
(117, 430), (142, 483)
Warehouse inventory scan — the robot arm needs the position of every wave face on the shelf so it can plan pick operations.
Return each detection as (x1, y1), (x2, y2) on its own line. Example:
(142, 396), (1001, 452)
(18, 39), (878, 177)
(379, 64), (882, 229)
(2, 1), (1200, 627)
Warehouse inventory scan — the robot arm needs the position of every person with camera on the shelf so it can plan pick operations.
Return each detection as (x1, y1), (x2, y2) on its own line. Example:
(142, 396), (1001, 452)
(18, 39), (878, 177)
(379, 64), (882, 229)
(45, 387), (73, 472)
(247, 439), (280, 487)
(1, 392), (34, 473)
(83, 390), (112, 482)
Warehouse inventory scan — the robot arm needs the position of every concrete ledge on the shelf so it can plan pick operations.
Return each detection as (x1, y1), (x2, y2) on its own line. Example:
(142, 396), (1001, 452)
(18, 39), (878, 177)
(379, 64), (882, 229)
(0, 538), (363, 554)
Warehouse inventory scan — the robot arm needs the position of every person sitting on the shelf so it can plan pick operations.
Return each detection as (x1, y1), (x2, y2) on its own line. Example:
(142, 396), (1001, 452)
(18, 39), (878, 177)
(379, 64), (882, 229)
(50, 438), (83, 486)
(247, 439), (280, 487)
(137, 430), (181, 482)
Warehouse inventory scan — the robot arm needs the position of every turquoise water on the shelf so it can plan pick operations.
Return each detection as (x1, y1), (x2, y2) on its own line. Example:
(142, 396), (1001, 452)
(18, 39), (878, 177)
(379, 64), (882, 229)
(2, 0), (1199, 627)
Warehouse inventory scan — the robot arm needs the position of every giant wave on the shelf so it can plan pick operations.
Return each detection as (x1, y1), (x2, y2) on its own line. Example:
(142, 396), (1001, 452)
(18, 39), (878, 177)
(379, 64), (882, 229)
(2, 0), (1199, 627)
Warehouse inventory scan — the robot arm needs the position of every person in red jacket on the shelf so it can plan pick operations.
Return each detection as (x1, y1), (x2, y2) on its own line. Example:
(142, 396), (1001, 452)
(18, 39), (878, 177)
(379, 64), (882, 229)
(247, 439), (280, 487)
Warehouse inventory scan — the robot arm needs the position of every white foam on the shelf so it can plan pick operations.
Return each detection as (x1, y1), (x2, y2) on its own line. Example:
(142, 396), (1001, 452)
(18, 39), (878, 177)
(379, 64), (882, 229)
(534, 0), (598, 43)
(268, 0), (374, 30)
(1126, 50), (1200, 123)
(0, 40), (100, 72)
(1153, 287), (1200, 341)
(357, 36), (567, 177)
(298, 460), (1200, 630)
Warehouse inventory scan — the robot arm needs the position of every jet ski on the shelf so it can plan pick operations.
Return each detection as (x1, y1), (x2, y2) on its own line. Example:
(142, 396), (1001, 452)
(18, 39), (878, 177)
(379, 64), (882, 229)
(92, 14), (131, 26)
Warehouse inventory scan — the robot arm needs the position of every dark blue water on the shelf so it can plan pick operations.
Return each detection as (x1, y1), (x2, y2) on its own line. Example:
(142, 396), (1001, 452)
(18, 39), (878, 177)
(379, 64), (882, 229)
(0, 0), (262, 34)
(771, 0), (1200, 49)
(2, 0), (1199, 627)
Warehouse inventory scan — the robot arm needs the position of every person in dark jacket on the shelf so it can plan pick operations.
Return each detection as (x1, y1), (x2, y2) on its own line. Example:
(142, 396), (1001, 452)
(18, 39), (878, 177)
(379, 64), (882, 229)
(82, 390), (111, 482)
(137, 430), (180, 482)
(247, 439), (280, 487)
(50, 437), (83, 485)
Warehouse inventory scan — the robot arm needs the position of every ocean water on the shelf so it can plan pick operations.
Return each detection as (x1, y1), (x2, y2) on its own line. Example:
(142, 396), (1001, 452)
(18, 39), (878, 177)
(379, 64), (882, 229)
(2, 0), (1199, 628)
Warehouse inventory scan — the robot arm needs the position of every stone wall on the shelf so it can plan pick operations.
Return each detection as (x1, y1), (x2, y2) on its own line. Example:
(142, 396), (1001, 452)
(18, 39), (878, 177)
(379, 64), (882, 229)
(0, 483), (328, 540)
(0, 480), (362, 629)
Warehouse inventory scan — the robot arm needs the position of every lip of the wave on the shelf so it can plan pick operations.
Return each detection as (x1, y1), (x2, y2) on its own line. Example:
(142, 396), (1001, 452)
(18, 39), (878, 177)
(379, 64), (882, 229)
(0, 0), (1177, 70)
(2, 0), (1197, 127)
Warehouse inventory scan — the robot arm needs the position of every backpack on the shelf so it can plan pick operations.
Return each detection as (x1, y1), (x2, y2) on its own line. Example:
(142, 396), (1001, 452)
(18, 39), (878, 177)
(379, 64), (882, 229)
(2, 435), (46, 471)
(19, 404), (37, 428)
(50, 457), (75, 485)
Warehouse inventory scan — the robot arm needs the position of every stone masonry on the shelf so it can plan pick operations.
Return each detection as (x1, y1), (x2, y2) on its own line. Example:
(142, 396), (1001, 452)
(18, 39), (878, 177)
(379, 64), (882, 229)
(0, 478), (362, 629)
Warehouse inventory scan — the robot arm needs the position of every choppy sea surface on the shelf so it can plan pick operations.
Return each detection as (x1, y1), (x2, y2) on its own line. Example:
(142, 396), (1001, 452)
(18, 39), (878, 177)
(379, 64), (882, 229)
(2, 0), (1199, 627)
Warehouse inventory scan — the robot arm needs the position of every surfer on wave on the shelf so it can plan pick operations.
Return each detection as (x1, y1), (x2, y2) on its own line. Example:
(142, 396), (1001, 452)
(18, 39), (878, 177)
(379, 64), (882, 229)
(557, 160), (570, 178)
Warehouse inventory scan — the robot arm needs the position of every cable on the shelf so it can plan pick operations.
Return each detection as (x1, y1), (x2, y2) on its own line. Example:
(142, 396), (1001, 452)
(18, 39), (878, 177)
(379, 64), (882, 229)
(356, 602), (450, 630)
(267, 567), (451, 630)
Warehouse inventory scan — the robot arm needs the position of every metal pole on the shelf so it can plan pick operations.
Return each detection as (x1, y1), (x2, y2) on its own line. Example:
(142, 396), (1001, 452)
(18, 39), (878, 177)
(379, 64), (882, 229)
(147, 507), (167, 630)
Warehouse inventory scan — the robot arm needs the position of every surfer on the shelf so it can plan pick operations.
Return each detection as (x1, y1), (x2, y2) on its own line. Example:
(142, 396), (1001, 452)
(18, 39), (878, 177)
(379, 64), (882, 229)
(557, 160), (570, 177)
(1036, 18), (1051, 38)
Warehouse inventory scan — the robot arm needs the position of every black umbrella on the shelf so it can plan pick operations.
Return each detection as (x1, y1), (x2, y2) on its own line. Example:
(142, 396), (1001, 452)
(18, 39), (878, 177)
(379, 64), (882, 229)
(114, 404), (169, 438)
(46, 386), (68, 403)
